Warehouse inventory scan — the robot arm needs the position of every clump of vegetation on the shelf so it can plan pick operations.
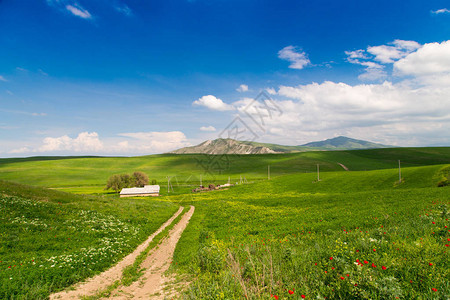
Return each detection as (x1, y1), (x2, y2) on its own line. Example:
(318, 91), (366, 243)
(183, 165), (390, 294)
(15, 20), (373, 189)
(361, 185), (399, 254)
(105, 171), (149, 193)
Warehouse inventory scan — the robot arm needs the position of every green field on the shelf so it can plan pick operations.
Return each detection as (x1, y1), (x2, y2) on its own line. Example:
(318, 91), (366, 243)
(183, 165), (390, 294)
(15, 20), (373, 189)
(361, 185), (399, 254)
(0, 147), (449, 194)
(0, 147), (449, 299)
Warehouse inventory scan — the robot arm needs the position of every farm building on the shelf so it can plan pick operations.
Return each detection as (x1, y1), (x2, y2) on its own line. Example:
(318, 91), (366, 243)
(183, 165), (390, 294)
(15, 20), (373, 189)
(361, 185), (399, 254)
(120, 185), (160, 197)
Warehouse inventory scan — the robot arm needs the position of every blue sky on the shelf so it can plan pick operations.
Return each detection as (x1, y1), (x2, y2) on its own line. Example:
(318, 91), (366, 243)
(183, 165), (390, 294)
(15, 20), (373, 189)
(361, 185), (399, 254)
(1, 0), (450, 156)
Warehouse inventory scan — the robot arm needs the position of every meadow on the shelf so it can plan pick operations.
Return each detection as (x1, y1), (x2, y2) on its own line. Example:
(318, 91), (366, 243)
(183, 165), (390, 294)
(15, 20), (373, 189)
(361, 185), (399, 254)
(169, 164), (450, 299)
(0, 181), (178, 299)
(0, 147), (449, 299)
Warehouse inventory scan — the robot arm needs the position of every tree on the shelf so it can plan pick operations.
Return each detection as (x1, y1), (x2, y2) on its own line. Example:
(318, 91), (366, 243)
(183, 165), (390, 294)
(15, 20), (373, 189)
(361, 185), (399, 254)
(133, 171), (149, 187)
(151, 179), (157, 185)
(105, 173), (134, 193)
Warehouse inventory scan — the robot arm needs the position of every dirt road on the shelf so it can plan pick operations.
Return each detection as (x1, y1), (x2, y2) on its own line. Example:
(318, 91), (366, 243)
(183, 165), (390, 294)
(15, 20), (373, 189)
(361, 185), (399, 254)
(107, 206), (195, 299)
(50, 206), (192, 299)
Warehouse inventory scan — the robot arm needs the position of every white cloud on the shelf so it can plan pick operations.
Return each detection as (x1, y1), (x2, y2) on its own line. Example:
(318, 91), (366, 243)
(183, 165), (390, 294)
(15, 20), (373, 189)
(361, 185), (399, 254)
(266, 88), (277, 95)
(117, 131), (189, 153)
(236, 84), (249, 92)
(66, 4), (92, 19)
(0, 75), (8, 82)
(432, 8), (450, 14)
(200, 126), (216, 132)
(345, 40), (421, 81)
(256, 77), (450, 146)
(394, 40), (450, 76)
(193, 95), (234, 111)
(7, 131), (190, 156)
(278, 46), (310, 69)
(38, 132), (103, 152)
(367, 40), (421, 63)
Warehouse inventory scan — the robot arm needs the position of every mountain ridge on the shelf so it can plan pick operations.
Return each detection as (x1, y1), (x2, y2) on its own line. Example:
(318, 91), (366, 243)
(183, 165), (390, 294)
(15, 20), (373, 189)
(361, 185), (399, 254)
(170, 136), (392, 154)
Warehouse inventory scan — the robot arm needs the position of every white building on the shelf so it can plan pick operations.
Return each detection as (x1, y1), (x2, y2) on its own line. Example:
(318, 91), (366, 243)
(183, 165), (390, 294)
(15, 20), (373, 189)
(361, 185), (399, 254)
(120, 185), (160, 197)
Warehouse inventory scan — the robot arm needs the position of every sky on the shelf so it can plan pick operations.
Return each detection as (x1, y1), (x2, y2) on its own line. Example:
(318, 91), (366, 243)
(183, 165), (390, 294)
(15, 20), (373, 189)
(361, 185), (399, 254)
(0, 0), (450, 157)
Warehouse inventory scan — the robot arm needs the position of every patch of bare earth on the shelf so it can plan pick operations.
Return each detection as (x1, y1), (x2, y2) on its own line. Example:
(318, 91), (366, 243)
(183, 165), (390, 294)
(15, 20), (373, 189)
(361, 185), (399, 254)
(107, 206), (195, 300)
(338, 163), (349, 171)
(50, 206), (185, 300)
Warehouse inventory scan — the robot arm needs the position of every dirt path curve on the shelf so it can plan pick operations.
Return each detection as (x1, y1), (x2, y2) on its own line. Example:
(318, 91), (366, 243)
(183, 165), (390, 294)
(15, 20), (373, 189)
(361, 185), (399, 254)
(338, 163), (349, 171)
(107, 205), (195, 300)
(50, 206), (184, 300)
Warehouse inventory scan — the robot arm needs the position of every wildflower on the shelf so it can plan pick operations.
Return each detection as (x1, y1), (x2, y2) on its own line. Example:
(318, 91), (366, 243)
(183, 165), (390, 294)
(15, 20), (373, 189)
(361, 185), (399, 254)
(371, 263), (376, 268)
(340, 276), (345, 280)
(382, 266), (387, 270)
(429, 263), (433, 266)
(288, 290), (294, 295)
(301, 295), (306, 299)
(432, 222), (435, 224)
(364, 260), (368, 264)
(432, 288), (437, 292)
(274, 295), (279, 299)
(329, 257), (333, 260)
(373, 249), (376, 252)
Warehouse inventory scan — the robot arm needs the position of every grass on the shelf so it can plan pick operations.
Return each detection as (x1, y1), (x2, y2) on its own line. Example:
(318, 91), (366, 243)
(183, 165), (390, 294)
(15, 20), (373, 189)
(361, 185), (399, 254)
(169, 164), (450, 299)
(0, 147), (449, 299)
(0, 180), (178, 299)
(0, 147), (448, 194)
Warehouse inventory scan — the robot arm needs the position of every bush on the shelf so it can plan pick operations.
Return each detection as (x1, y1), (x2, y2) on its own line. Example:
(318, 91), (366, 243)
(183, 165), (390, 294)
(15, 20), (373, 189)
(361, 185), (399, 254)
(105, 172), (149, 193)
(133, 171), (149, 187)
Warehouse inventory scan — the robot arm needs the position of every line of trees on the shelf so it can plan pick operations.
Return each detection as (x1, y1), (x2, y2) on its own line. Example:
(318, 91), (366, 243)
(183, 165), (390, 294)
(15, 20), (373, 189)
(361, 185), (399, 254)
(105, 171), (151, 193)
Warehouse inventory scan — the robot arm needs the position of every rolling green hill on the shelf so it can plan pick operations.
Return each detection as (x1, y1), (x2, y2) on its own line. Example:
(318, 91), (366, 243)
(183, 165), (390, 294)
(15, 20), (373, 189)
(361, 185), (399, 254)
(0, 147), (448, 194)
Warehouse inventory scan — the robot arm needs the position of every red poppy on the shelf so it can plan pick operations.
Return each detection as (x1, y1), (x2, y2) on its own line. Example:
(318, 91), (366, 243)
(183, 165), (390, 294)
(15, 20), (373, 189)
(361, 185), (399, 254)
(340, 276), (345, 280)
(301, 295), (306, 299)
(373, 249), (376, 252)
(432, 222), (435, 224)
(274, 295), (279, 299)
(432, 288), (437, 292)
(364, 260), (369, 264)
(288, 290), (294, 295)
(382, 266), (387, 270)
(371, 263), (376, 268)
(329, 257), (333, 260)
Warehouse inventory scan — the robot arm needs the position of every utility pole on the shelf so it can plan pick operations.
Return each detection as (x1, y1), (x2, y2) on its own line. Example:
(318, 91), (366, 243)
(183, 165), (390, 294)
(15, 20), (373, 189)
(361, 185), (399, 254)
(398, 160), (401, 183)
(167, 176), (170, 193)
(317, 164), (320, 182)
(268, 165), (270, 180)
(200, 175), (202, 187)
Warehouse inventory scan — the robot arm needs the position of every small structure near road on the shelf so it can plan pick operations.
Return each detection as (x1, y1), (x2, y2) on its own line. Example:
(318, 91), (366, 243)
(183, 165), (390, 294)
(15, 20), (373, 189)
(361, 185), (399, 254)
(120, 185), (160, 197)
(192, 183), (234, 193)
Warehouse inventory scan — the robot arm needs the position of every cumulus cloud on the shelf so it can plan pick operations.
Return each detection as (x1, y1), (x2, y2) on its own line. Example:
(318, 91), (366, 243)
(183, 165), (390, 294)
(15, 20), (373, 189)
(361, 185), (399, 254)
(394, 40), (450, 76)
(432, 8), (450, 14)
(38, 132), (103, 152)
(236, 84), (249, 92)
(200, 126), (216, 132)
(345, 40), (421, 81)
(193, 95), (235, 111)
(7, 131), (190, 156)
(367, 40), (421, 63)
(278, 46), (310, 69)
(117, 131), (189, 153)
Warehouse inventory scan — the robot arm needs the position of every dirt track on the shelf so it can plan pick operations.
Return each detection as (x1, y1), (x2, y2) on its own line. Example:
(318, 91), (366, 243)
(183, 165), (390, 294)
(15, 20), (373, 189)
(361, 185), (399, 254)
(50, 206), (193, 299)
(106, 206), (194, 299)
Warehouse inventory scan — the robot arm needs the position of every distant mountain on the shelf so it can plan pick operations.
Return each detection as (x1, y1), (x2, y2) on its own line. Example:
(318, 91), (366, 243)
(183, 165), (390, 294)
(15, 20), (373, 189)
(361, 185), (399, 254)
(170, 136), (391, 154)
(300, 136), (391, 150)
(170, 138), (278, 154)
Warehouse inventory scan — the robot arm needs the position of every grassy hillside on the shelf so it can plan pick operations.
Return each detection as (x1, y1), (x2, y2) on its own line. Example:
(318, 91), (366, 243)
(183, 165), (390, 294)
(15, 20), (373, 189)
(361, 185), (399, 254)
(0, 181), (178, 299)
(170, 164), (450, 299)
(0, 147), (449, 194)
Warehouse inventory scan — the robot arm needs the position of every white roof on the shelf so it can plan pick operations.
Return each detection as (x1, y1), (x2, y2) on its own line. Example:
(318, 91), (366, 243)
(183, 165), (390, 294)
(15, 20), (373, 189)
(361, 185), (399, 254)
(120, 185), (160, 195)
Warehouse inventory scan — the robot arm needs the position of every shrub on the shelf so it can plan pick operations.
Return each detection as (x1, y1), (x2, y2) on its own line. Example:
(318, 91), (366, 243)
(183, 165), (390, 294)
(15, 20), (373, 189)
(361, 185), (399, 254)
(133, 171), (149, 187)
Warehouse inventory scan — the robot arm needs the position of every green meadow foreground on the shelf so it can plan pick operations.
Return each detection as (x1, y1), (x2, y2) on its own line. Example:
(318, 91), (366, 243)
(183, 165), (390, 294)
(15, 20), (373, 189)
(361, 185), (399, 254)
(0, 148), (449, 299)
